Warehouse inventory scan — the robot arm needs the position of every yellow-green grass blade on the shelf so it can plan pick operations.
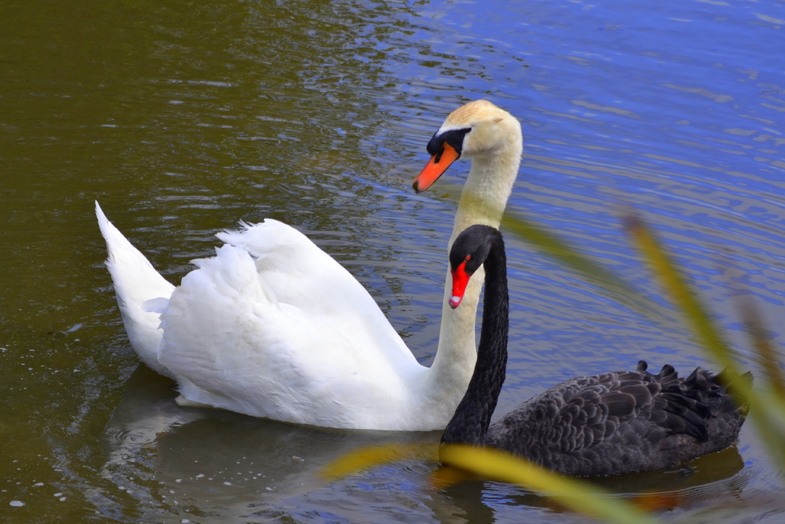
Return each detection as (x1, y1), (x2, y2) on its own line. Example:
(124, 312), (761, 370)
(501, 213), (672, 328)
(439, 445), (663, 524)
(732, 292), (785, 399)
(321, 442), (438, 481)
(322, 442), (663, 523)
(623, 212), (785, 471)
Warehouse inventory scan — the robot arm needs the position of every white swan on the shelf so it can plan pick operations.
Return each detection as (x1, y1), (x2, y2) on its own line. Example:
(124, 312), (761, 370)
(96, 100), (522, 430)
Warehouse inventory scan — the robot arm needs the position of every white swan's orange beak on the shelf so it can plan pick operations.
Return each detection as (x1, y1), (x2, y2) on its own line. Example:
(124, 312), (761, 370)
(412, 143), (460, 193)
(449, 260), (471, 309)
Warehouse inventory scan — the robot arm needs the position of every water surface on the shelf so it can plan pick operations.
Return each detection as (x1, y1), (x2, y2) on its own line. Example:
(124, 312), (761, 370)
(1, 0), (784, 522)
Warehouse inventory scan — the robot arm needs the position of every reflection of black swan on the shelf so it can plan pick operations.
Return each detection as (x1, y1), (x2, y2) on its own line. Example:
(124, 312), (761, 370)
(442, 225), (751, 477)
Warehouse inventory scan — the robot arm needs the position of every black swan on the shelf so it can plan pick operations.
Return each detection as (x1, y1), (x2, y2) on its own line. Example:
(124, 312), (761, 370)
(442, 224), (751, 476)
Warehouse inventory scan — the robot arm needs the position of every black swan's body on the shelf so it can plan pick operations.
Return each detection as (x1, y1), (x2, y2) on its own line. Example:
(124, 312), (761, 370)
(442, 225), (751, 477)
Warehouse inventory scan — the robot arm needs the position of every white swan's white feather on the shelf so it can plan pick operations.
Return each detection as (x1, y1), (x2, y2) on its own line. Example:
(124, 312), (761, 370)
(96, 202), (175, 378)
(157, 228), (419, 428)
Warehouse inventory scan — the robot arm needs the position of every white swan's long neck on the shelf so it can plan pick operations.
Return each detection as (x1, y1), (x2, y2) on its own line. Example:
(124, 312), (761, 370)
(421, 137), (521, 412)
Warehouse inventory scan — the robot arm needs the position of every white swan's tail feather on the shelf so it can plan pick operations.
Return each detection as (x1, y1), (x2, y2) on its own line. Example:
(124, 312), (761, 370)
(95, 201), (175, 378)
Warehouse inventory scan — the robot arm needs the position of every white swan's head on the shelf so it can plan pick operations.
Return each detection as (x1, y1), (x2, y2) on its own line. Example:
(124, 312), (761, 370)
(413, 100), (522, 193)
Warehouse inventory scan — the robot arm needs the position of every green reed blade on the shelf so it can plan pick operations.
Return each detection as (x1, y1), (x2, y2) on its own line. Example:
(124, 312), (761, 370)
(439, 445), (663, 524)
(501, 213), (674, 328)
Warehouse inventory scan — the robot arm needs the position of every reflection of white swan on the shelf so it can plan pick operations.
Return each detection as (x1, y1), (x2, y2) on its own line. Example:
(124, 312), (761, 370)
(98, 378), (441, 520)
(96, 100), (522, 430)
(100, 366), (205, 477)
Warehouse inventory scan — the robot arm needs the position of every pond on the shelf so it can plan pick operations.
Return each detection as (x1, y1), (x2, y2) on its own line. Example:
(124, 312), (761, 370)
(1, 0), (784, 522)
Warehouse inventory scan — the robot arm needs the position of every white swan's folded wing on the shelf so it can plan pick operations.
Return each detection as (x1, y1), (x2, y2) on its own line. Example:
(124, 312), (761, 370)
(158, 224), (421, 428)
(217, 220), (416, 360)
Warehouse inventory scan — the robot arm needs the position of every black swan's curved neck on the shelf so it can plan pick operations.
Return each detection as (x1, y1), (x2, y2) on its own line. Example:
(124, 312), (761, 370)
(441, 234), (509, 445)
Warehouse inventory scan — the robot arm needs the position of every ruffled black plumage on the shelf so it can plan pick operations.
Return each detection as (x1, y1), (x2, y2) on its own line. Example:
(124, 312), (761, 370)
(483, 360), (750, 476)
(441, 225), (751, 477)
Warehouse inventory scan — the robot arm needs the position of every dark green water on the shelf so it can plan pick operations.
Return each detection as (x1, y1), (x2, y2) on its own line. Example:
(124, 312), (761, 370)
(2, 0), (784, 522)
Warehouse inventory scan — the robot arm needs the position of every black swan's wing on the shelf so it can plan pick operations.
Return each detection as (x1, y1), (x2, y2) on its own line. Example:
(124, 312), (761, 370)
(485, 361), (750, 476)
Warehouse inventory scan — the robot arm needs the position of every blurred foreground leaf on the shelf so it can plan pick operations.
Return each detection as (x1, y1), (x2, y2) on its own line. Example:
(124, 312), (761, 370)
(622, 212), (785, 471)
(321, 442), (438, 481)
(439, 445), (662, 524)
(622, 214), (736, 371)
(732, 293), (785, 398)
(322, 442), (662, 524)
(501, 213), (673, 327)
